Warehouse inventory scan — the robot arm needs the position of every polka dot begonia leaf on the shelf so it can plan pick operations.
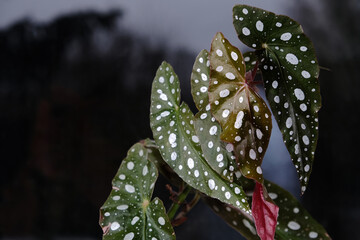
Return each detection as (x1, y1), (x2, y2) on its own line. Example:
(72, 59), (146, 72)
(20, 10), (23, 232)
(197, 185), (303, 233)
(150, 61), (250, 214)
(243, 51), (258, 73)
(99, 143), (175, 240)
(209, 32), (272, 183)
(233, 5), (321, 194)
(191, 50), (236, 182)
(191, 49), (211, 110)
(143, 138), (184, 187)
(194, 107), (236, 181)
(204, 179), (331, 240)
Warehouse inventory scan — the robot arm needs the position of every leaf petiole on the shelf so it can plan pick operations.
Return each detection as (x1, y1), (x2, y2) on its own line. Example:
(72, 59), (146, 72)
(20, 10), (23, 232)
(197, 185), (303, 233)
(167, 184), (192, 223)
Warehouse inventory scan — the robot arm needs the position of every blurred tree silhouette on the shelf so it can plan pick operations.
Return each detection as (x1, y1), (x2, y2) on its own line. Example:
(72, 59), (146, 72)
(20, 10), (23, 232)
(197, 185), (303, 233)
(0, 10), (196, 238)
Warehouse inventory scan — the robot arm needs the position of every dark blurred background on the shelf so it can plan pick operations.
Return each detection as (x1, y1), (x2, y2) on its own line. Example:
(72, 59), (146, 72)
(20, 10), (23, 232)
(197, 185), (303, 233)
(0, 0), (359, 239)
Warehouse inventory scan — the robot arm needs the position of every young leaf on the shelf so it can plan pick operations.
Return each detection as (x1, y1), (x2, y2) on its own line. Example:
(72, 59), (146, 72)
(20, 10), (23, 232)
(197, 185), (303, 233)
(99, 143), (175, 240)
(150, 61), (250, 214)
(233, 5), (321, 193)
(191, 49), (211, 110)
(252, 182), (279, 240)
(209, 32), (272, 182)
(204, 180), (331, 240)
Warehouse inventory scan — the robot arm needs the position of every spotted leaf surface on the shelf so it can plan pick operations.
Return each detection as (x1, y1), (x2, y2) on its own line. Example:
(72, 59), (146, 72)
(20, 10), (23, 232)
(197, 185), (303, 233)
(243, 51), (258, 72)
(266, 181), (331, 239)
(191, 51), (237, 181)
(204, 180), (331, 240)
(194, 107), (236, 181)
(204, 196), (260, 240)
(209, 32), (272, 182)
(233, 5), (321, 193)
(144, 139), (184, 187)
(191, 50), (211, 109)
(99, 143), (175, 240)
(150, 61), (250, 213)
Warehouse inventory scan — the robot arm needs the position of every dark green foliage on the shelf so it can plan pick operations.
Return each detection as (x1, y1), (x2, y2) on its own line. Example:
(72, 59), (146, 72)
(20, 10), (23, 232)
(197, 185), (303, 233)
(99, 143), (175, 240)
(149, 62), (250, 213)
(204, 180), (331, 240)
(233, 5), (321, 193)
(99, 4), (331, 240)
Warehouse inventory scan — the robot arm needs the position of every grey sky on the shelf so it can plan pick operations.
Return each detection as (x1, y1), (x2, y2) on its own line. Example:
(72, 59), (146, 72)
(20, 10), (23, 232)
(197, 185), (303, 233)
(0, 0), (296, 53)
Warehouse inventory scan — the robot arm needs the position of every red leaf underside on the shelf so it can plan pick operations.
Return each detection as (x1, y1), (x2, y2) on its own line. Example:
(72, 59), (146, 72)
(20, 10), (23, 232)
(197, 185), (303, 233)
(252, 182), (279, 240)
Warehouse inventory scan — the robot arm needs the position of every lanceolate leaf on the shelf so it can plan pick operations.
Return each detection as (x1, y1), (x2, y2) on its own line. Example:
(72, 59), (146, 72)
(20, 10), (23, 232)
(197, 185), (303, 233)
(99, 143), (175, 240)
(191, 50), (211, 110)
(150, 61), (250, 214)
(204, 180), (331, 240)
(191, 50), (236, 181)
(194, 107), (236, 181)
(233, 5), (321, 193)
(209, 32), (272, 182)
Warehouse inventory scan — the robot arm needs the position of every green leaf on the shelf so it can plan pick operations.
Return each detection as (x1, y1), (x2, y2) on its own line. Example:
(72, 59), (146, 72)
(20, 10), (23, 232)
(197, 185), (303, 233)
(233, 5), (321, 193)
(99, 143), (175, 240)
(191, 50), (236, 181)
(208, 32), (272, 182)
(191, 49), (211, 109)
(204, 180), (331, 240)
(143, 139), (184, 187)
(203, 196), (260, 240)
(194, 107), (236, 181)
(243, 51), (258, 72)
(150, 61), (251, 214)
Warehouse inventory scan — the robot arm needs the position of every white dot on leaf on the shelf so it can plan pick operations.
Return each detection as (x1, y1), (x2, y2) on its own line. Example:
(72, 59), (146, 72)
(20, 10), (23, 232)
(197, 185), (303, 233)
(256, 20), (264, 32)
(231, 51), (238, 61)
(111, 222), (120, 231)
(242, 27), (251, 36)
(280, 32), (292, 41)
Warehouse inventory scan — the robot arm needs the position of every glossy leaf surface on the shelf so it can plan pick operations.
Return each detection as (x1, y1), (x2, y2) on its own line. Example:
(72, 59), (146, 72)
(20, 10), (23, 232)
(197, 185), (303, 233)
(233, 5), (321, 193)
(194, 107), (236, 181)
(191, 49), (211, 110)
(143, 139), (183, 187)
(150, 61), (250, 213)
(190, 50), (236, 181)
(209, 32), (272, 182)
(204, 180), (331, 239)
(252, 182), (279, 240)
(99, 143), (175, 240)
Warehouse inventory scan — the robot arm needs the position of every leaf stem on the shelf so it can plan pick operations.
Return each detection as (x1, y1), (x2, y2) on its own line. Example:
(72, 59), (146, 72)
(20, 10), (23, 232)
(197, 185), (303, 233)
(167, 184), (192, 221)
